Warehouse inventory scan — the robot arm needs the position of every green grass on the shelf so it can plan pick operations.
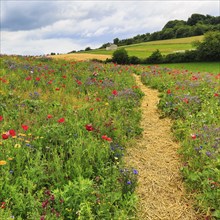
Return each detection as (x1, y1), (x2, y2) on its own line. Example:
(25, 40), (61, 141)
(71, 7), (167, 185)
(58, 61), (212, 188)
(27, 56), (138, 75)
(83, 36), (204, 58)
(155, 62), (220, 74)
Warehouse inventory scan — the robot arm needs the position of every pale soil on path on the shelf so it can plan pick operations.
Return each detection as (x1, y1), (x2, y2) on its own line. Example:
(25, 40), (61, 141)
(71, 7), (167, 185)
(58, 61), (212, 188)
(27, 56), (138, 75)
(125, 75), (200, 220)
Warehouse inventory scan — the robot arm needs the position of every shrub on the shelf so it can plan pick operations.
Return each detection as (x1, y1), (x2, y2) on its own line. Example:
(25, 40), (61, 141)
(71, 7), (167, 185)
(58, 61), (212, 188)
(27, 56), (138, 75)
(129, 56), (141, 64)
(145, 49), (163, 64)
(112, 48), (129, 64)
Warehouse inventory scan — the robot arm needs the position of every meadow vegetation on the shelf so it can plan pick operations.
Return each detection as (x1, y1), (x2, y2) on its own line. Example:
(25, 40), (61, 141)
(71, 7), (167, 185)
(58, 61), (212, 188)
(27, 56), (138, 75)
(140, 66), (220, 219)
(0, 52), (219, 219)
(0, 55), (143, 219)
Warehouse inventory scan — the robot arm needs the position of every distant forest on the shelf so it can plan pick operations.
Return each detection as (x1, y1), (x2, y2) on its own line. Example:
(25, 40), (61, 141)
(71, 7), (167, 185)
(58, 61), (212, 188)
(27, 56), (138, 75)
(100, 13), (220, 48)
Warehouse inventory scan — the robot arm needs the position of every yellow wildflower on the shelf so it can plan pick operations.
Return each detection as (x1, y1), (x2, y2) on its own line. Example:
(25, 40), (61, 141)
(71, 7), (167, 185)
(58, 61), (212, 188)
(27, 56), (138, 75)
(8, 157), (13, 161)
(18, 133), (26, 137)
(0, 160), (7, 165)
(14, 144), (21, 148)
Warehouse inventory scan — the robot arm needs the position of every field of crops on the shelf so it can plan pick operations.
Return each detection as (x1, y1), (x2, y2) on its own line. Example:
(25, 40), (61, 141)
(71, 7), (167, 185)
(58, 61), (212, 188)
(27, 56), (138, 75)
(0, 55), (143, 219)
(82, 36), (204, 58)
(141, 66), (220, 219)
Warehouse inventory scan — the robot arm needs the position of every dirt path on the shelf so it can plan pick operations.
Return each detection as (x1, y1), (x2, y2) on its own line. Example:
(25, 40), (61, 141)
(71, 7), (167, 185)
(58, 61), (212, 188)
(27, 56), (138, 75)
(126, 75), (199, 220)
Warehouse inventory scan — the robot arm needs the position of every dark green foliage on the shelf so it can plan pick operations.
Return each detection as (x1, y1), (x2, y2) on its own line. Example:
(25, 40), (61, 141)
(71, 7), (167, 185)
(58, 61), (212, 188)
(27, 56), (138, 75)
(129, 56), (141, 64)
(85, 47), (92, 51)
(112, 31), (220, 64)
(196, 31), (220, 61)
(99, 14), (219, 48)
(145, 50), (163, 64)
(112, 48), (129, 64)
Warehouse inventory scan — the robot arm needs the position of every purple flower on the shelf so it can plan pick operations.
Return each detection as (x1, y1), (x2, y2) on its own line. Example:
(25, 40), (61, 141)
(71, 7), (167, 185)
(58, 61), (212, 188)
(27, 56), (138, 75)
(133, 169), (138, 175)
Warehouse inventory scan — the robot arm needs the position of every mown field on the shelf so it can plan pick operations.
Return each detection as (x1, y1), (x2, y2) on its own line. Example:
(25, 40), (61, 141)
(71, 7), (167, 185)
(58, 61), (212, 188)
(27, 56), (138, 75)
(81, 36), (204, 58)
(0, 55), (143, 219)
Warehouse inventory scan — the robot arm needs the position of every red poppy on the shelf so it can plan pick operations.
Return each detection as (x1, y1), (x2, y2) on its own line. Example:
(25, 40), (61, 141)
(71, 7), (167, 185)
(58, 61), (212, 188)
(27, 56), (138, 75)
(191, 134), (196, 139)
(26, 76), (32, 81)
(85, 124), (94, 131)
(76, 80), (82, 85)
(112, 90), (118, 96)
(2, 133), (9, 140)
(102, 135), (112, 142)
(36, 77), (40, 81)
(9, 129), (16, 136)
(183, 98), (189, 104)
(167, 89), (171, 94)
(47, 114), (53, 119)
(0, 116), (3, 121)
(55, 88), (60, 91)
(214, 93), (219, 97)
(22, 125), (29, 131)
(1, 202), (6, 209)
(58, 118), (65, 123)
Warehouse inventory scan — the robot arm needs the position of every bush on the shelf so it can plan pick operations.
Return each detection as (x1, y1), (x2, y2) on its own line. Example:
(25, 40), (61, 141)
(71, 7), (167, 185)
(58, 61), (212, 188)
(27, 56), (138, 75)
(129, 56), (141, 64)
(145, 49), (163, 64)
(196, 31), (220, 61)
(112, 48), (129, 64)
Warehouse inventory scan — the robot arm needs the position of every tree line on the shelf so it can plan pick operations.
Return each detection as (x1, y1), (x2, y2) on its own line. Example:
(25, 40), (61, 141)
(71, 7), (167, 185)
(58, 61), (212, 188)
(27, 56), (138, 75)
(100, 14), (220, 48)
(106, 31), (220, 64)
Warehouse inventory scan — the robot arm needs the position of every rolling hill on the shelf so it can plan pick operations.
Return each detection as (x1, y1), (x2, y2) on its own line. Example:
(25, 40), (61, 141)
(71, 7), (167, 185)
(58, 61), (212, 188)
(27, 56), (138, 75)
(82, 35), (203, 58)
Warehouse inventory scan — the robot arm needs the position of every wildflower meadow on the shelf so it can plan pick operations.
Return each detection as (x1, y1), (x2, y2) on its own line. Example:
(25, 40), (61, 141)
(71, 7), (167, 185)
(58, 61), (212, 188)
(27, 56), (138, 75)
(141, 66), (220, 218)
(0, 55), (143, 219)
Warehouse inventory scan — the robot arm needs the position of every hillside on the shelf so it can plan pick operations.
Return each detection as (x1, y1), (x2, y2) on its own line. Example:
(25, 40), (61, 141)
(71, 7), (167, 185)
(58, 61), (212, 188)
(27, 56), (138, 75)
(82, 35), (203, 58)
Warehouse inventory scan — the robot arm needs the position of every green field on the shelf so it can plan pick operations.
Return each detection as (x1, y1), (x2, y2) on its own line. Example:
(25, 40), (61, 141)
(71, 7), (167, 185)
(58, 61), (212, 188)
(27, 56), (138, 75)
(155, 62), (220, 74)
(83, 36), (204, 58)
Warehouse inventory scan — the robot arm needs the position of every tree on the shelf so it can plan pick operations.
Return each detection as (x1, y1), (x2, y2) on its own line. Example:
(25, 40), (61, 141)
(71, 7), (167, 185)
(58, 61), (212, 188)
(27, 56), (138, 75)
(112, 48), (129, 64)
(196, 31), (220, 61)
(187, 13), (206, 26)
(85, 47), (92, 51)
(146, 50), (163, 64)
(113, 38), (119, 45)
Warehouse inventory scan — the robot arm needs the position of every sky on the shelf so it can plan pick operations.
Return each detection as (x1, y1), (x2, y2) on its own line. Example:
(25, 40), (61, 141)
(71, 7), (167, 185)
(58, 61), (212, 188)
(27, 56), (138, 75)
(1, 0), (219, 56)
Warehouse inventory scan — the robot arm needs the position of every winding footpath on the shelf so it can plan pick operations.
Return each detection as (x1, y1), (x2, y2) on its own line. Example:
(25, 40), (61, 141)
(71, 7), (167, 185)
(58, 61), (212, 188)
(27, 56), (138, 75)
(126, 75), (200, 220)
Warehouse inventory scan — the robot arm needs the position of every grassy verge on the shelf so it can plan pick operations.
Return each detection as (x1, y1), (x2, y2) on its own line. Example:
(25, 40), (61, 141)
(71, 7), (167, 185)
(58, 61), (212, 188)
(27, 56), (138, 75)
(156, 62), (220, 74)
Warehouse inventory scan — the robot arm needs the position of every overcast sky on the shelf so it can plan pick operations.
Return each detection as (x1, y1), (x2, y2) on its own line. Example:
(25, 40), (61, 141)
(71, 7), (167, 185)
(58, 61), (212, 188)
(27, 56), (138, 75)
(1, 0), (219, 55)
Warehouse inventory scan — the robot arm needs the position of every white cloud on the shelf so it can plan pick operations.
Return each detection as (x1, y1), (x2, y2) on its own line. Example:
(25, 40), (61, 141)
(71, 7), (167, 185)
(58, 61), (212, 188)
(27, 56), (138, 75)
(1, 0), (219, 55)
